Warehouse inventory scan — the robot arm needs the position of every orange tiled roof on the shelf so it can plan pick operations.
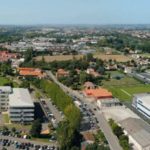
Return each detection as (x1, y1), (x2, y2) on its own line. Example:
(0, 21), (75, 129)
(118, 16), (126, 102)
(82, 132), (95, 142)
(57, 69), (69, 75)
(84, 88), (112, 99)
(18, 67), (45, 77)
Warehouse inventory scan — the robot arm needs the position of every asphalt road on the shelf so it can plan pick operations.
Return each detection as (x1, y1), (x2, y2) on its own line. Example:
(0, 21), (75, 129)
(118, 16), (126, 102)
(46, 71), (123, 150)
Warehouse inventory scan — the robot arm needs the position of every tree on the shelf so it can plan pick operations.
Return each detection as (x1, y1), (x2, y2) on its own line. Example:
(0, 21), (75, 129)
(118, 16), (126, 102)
(86, 143), (110, 150)
(35, 92), (41, 100)
(57, 121), (82, 150)
(30, 119), (42, 137)
(19, 81), (30, 89)
(84, 53), (94, 62)
(11, 127), (16, 133)
(24, 48), (33, 62)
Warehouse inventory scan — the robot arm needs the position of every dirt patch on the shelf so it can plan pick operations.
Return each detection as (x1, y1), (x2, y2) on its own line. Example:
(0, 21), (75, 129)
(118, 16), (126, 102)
(34, 54), (131, 62)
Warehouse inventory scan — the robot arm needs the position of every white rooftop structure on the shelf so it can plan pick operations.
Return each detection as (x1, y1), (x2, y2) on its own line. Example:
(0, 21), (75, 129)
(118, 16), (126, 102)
(0, 86), (12, 93)
(119, 117), (150, 149)
(134, 93), (150, 107)
(9, 88), (34, 107)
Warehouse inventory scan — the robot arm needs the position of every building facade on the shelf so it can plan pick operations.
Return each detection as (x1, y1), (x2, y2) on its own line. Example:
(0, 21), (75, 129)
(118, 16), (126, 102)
(0, 86), (12, 111)
(9, 88), (34, 123)
(132, 93), (150, 118)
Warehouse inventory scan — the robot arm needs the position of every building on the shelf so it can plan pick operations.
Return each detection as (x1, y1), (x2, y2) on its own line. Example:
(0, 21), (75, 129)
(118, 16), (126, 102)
(0, 51), (19, 62)
(86, 68), (100, 77)
(56, 69), (69, 78)
(119, 117), (150, 150)
(9, 88), (34, 123)
(0, 86), (12, 111)
(97, 98), (121, 108)
(18, 67), (46, 79)
(132, 93), (150, 119)
(81, 131), (95, 150)
(83, 81), (95, 90)
(83, 88), (112, 100)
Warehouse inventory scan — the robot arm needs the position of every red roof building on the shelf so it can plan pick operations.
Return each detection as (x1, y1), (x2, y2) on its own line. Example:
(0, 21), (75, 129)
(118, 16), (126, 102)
(83, 88), (112, 100)
(0, 51), (18, 62)
(56, 69), (69, 78)
(18, 67), (46, 78)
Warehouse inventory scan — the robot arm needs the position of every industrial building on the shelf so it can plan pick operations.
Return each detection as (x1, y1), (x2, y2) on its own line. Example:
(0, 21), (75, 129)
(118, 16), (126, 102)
(97, 98), (121, 108)
(132, 93), (150, 119)
(119, 117), (150, 150)
(9, 88), (34, 123)
(0, 86), (12, 111)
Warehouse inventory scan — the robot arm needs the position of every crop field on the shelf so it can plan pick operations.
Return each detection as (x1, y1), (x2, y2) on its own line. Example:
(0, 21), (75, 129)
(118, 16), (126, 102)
(35, 54), (131, 62)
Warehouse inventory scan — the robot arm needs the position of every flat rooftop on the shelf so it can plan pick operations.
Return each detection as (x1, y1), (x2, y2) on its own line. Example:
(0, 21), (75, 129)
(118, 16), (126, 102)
(119, 117), (150, 148)
(9, 88), (34, 107)
(134, 93), (150, 107)
(0, 86), (12, 93)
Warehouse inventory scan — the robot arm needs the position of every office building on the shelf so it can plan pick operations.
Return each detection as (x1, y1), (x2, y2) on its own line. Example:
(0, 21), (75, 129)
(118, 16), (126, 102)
(9, 88), (34, 123)
(0, 86), (12, 111)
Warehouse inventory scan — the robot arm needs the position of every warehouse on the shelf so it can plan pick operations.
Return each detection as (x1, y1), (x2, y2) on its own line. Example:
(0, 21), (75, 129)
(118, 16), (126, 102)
(119, 117), (150, 150)
(9, 88), (34, 123)
(132, 93), (150, 119)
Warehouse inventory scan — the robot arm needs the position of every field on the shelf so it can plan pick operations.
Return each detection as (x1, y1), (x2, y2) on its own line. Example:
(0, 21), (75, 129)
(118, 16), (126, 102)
(0, 76), (19, 87)
(2, 113), (10, 124)
(108, 85), (150, 102)
(102, 71), (150, 102)
(34, 54), (131, 62)
(0, 76), (10, 86)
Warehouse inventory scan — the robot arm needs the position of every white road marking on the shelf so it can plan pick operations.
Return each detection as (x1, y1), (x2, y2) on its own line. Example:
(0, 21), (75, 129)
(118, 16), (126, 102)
(121, 89), (131, 97)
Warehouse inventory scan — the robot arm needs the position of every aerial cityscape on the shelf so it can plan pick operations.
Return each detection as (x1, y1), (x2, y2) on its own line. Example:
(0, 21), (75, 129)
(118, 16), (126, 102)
(0, 1), (150, 150)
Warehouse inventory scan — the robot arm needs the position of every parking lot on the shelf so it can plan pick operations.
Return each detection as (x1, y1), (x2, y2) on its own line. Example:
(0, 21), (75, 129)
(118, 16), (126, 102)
(0, 138), (58, 150)
(39, 99), (64, 128)
(72, 96), (99, 131)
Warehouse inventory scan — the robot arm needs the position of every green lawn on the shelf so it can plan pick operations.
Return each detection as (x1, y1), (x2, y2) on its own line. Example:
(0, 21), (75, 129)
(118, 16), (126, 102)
(102, 72), (150, 102)
(2, 114), (10, 123)
(106, 85), (150, 102)
(102, 76), (141, 87)
(0, 76), (19, 87)
(0, 76), (10, 86)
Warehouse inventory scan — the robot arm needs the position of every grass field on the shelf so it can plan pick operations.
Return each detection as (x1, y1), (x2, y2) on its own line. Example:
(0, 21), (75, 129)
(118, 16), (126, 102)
(35, 54), (131, 62)
(0, 76), (19, 87)
(2, 113), (10, 124)
(102, 71), (150, 102)
(0, 76), (10, 86)
(108, 85), (150, 102)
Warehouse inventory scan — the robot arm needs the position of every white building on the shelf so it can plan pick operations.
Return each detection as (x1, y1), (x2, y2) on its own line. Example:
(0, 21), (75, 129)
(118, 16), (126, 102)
(0, 86), (12, 111)
(119, 118), (150, 150)
(9, 88), (34, 123)
(97, 98), (121, 108)
(132, 93), (150, 118)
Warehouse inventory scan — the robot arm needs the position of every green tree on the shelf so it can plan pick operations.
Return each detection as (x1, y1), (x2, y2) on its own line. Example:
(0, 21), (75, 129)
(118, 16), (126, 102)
(30, 119), (42, 137)
(24, 48), (33, 62)
(19, 81), (30, 89)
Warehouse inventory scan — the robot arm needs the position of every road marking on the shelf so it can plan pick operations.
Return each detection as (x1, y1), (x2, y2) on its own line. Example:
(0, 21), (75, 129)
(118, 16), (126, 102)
(121, 89), (131, 97)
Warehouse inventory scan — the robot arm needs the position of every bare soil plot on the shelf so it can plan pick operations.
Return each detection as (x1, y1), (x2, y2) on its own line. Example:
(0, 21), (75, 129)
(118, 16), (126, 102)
(35, 54), (131, 62)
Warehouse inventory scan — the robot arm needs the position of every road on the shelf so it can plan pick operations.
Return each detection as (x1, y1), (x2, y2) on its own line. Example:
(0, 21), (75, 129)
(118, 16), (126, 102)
(46, 71), (123, 150)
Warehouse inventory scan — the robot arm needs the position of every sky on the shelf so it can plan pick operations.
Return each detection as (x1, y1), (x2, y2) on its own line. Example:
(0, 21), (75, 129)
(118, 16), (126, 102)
(0, 0), (149, 25)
